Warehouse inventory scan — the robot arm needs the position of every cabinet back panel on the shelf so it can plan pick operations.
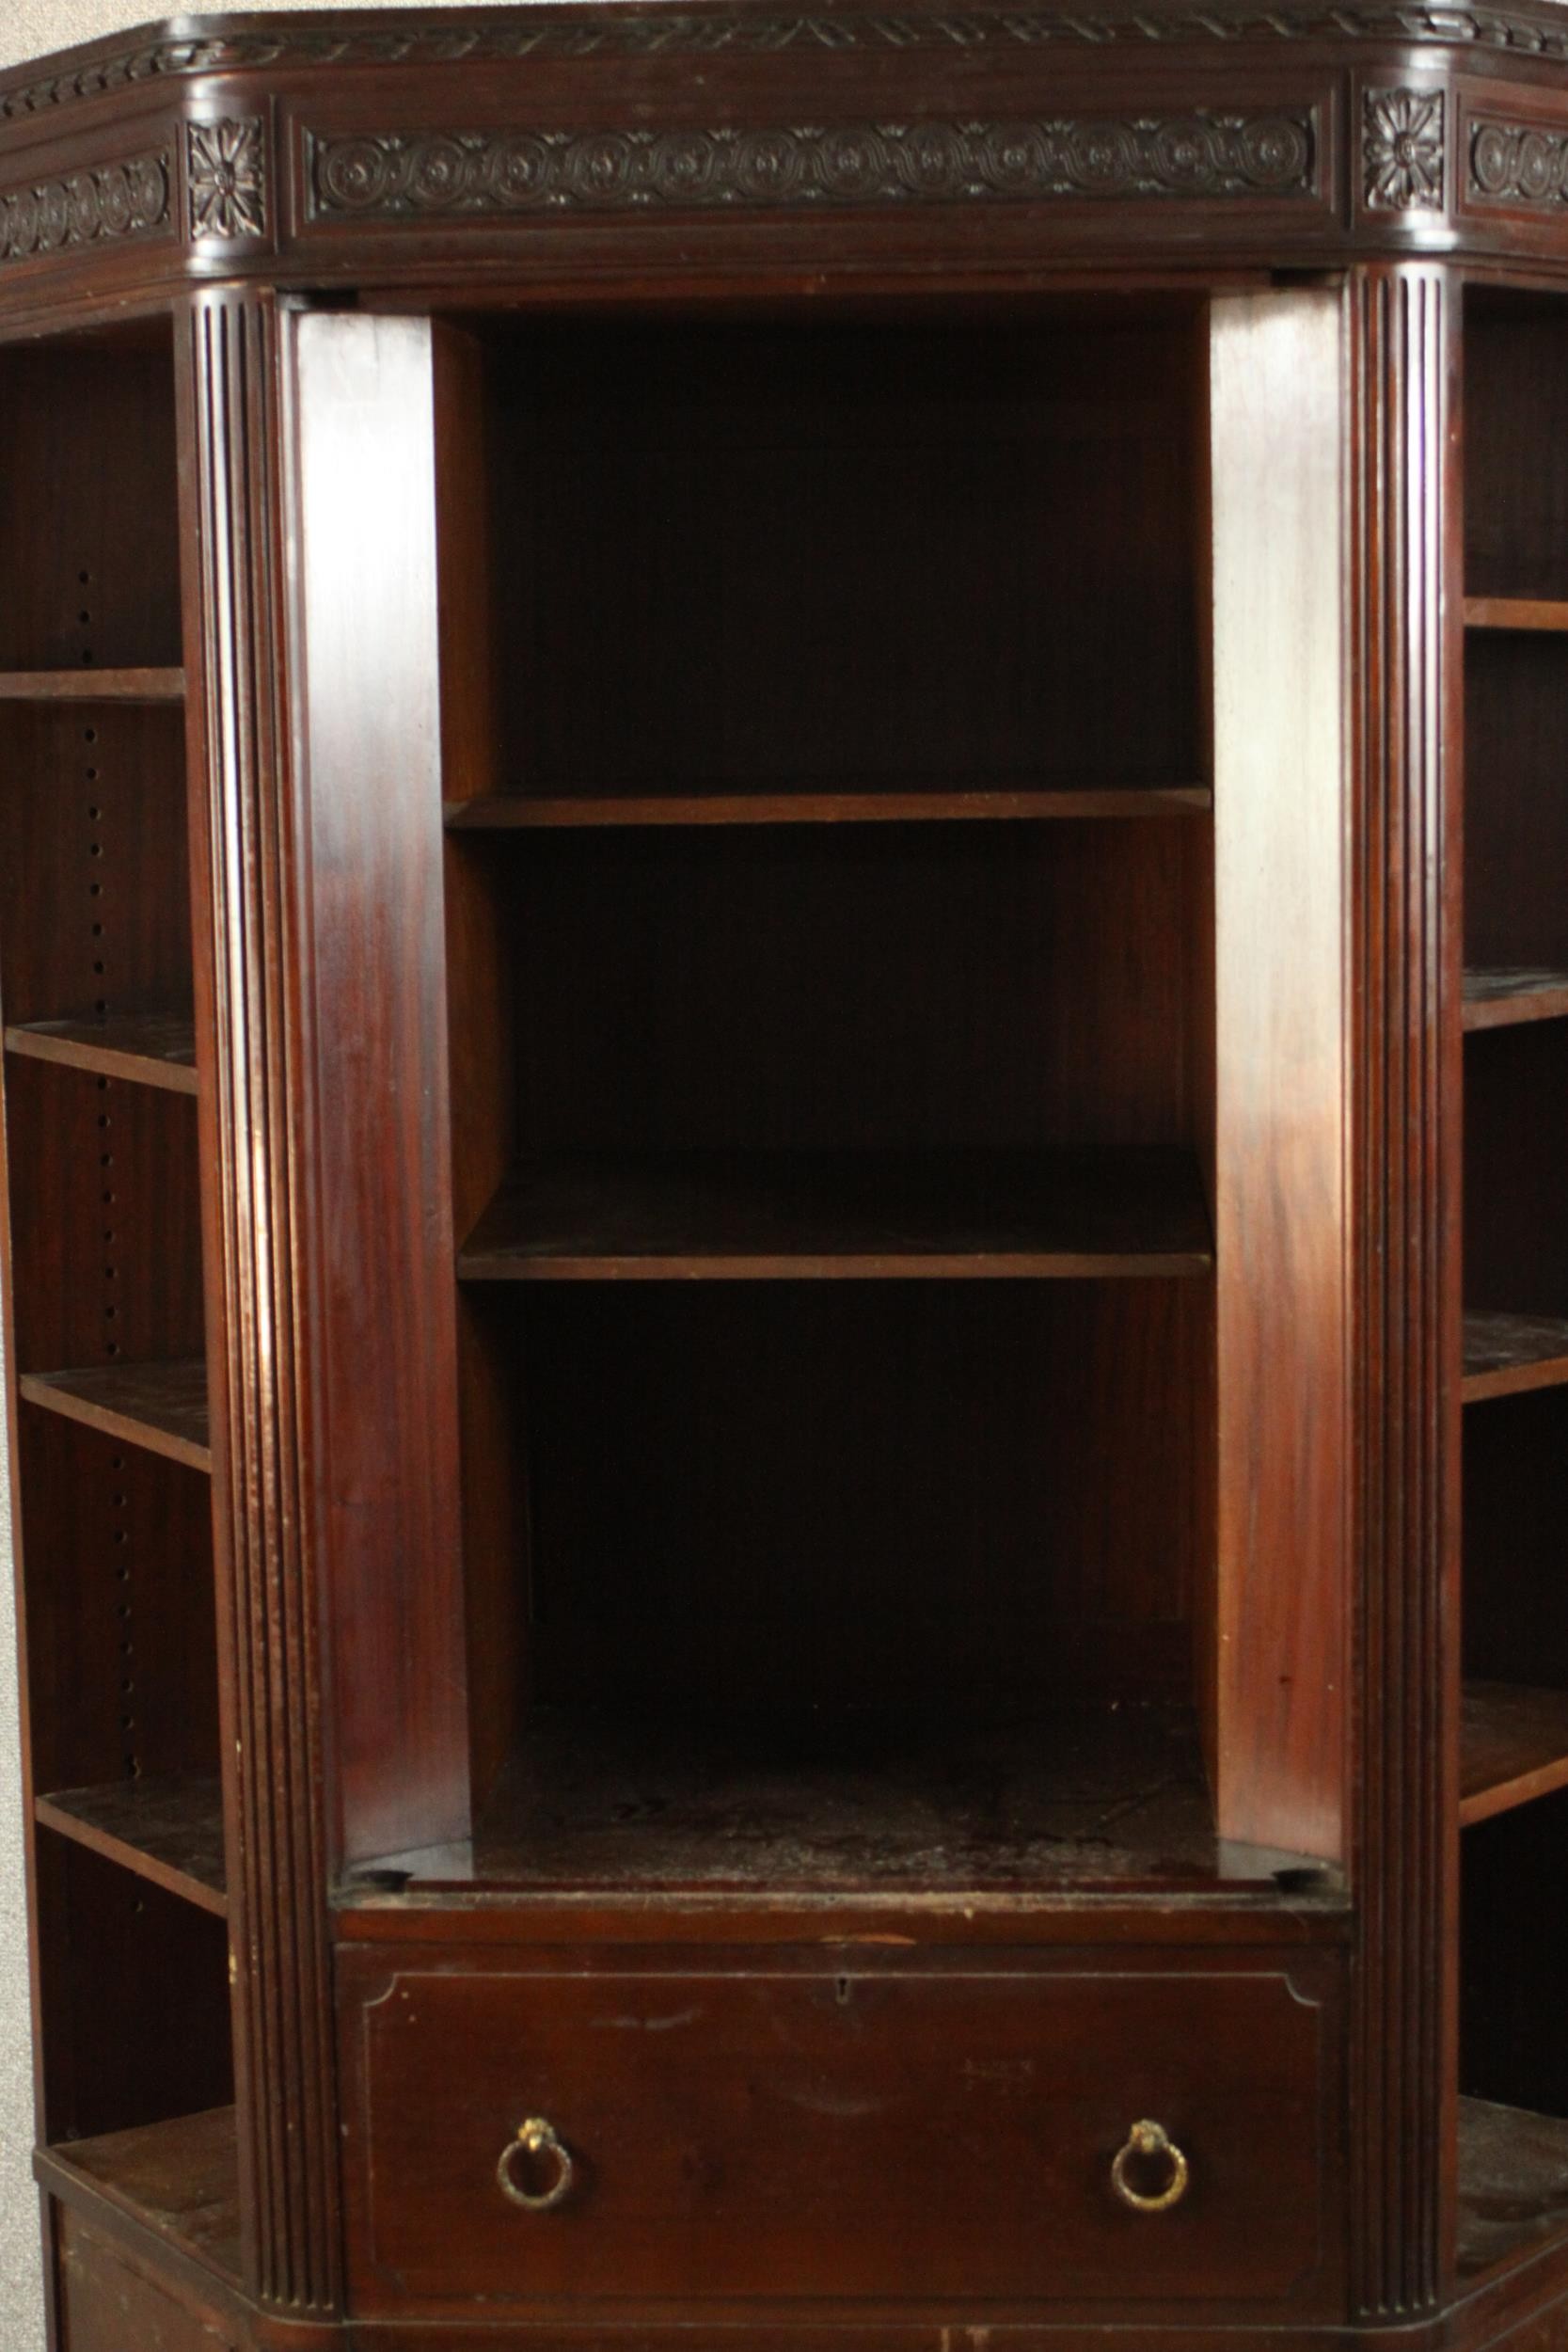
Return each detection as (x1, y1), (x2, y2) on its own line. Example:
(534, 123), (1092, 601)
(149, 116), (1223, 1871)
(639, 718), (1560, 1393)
(5, 1058), (204, 1372)
(0, 705), (191, 1025)
(1463, 1388), (1568, 1688)
(36, 1836), (230, 2146)
(523, 1279), (1208, 1717)
(1465, 294), (1568, 603)
(0, 341), (181, 673)
(496, 820), (1207, 1160)
(18, 1410), (219, 1793)
(1464, 1024), (1568, 1314)
(1465, 637), (1568, 971)
(485, 315), (1200, 794)
(1462, 1788), (1568, 2118)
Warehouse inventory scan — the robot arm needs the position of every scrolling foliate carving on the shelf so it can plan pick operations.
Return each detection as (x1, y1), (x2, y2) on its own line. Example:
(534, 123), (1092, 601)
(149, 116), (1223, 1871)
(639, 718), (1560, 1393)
(1364, 87), (1446, 208)
(187, 118), (268, 242)
(1469, 113), (1568, 206)
(308, 110), (1315, 219)
(0, 150), (167, 264)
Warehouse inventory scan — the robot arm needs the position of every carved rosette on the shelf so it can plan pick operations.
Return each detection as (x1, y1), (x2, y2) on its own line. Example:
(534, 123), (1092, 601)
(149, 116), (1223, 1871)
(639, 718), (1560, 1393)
(0, 151), (168, 265)
(308, 109), (1314, 218)
(187, 117), (268, 243)
(1469, 115), (1568, 207)
(1364, 87), (1446, 210)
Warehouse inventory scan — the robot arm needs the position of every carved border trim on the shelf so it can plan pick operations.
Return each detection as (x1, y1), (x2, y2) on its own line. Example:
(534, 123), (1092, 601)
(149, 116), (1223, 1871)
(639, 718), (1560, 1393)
(306, 109), (1317, 219)
(0, 146), (169, 264)
(10, 0), (1568, 110)
(1467, 109), (1568, 205)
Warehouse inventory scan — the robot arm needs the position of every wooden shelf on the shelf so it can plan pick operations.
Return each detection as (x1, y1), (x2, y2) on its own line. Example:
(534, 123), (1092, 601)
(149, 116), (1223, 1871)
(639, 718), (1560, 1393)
(458, 1150), (1214, 1283)
(1464, 968), (1568, 1033)
(1461, 1683), (1568, 1827)
(1465, 598), (1568, 634)
(37, 2106), (240, 2287)
(449, 784), (1212, 830)
(1464, 1312), (1568, 1405)
(18, 1360), (210, 1472)
(0, 667), (184, 703)
(1458, 2097), (1568, 2281)
(36, 1777), (226, 1918)
(343, 1703), (1344, 1900)
(6, 1013), (197, 1095)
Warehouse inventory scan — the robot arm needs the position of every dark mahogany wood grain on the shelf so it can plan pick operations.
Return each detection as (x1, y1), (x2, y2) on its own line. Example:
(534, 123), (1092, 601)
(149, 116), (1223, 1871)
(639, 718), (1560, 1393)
(35, 1835), (231, 2148)
(1464, 971), (1568, 1033)
(15, 1406), (217, 1799)
(5, 1057), (204, 1377)
(458, 1148), (1213, 1284)
(1210, 287), (1347, 1865)
(18, 1360), (210, 1473)
(0, 339), (182, 673)
(1348, 265), (1458, 2325)
(0, 699), (191, 1032)
(180, 291), (341, 2320)
(6, 1015), (198, 1095)
(36, 1776), (227, 1916)
(282, 308), (470, 1865)
(480, 312), (1203, 806)
(450, 786), (1212, 828)
(51, 2210), (243, 2352)
(339, 1947), (1339, 2317)
(1460, 1684), (1568, 1828)
(45, 2110), (242, 2287)
(1458, 2099), (1568, 2285)
(0, 670), (185, 703)
(509, 1276), (1210, 1724)
(0, 13), (1552, 2345)
(352, 1703), (1327, 1899)
(1463, 1311), (1568, 1405)
(1462, 600), (1568, 632)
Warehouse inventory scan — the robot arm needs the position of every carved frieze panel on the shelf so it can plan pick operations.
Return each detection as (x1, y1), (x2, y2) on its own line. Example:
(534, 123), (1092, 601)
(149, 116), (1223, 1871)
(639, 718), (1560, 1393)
(1468, 108), (1568, 207)
(0, 148), (169, 265)
(306, 109), (1318, 221)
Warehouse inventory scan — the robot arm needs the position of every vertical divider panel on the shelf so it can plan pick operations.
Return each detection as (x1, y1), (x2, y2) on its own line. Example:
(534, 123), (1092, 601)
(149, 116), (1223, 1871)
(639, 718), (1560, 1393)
(282, 310), (470, 1867)
(1210, 289), (1350, 1861)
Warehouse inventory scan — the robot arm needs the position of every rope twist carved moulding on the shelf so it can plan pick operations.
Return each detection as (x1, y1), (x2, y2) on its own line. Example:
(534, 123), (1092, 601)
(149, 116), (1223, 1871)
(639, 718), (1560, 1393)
(308, 111), (1316, 216)
(11, 3), (1568, 104)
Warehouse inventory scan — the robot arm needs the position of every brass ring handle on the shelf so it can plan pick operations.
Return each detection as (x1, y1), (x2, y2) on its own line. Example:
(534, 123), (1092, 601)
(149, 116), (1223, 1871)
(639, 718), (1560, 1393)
(1111, 2120), (1190, 2215)
(498, 2117), (576, 2214)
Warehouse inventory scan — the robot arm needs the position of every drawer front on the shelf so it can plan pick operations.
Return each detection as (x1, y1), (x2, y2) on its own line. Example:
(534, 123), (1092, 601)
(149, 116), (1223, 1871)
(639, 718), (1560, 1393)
(341, 1951), (1338, 2313)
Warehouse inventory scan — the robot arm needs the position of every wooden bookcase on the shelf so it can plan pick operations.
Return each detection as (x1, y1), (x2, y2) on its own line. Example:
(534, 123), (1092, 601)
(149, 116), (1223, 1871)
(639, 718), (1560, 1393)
(7, 10), (1568, 2348)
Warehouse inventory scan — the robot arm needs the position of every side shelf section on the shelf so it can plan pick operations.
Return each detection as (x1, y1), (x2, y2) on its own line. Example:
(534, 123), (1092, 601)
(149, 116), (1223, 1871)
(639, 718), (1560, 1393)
(0, 326), (237, 2293)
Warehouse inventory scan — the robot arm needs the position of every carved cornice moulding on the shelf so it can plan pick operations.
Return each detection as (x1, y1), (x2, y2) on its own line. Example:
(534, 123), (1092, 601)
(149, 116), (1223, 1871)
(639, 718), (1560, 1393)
(9, 0), (1568, 123)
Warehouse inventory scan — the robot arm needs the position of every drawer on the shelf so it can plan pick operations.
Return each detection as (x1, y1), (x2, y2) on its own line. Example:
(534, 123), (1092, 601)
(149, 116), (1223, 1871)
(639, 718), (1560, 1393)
(340, 1949), (1340, 2314)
